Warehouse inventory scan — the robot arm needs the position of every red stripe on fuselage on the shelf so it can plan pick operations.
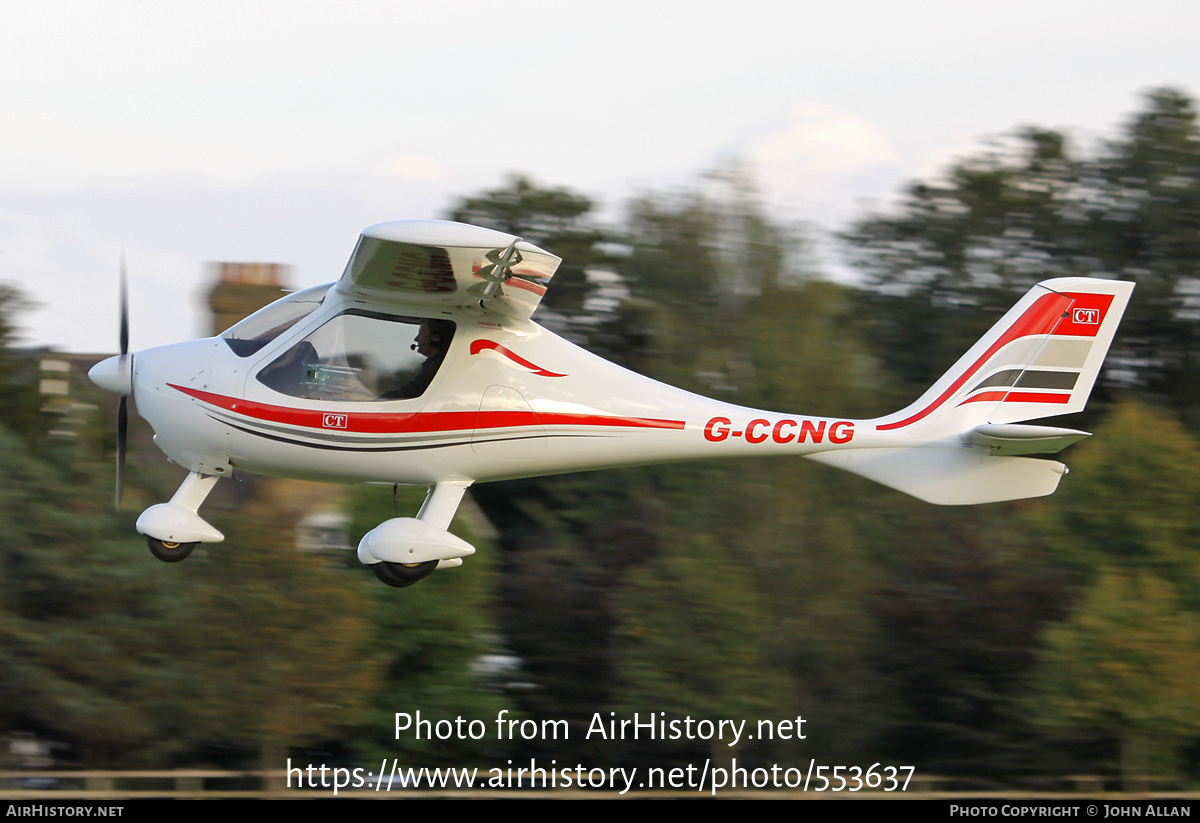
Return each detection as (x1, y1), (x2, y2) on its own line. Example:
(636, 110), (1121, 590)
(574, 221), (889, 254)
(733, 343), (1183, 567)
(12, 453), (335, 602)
(168, 385), (684, 434)
(876, 292), (1072, 431)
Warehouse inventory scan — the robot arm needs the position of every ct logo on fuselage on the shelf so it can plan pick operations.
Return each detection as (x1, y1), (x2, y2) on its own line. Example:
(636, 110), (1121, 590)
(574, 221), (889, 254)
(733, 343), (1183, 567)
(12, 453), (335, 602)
(704, 417), (854, 444)
(1072, 307), (1100, 324)
(322, 413), (349, 429)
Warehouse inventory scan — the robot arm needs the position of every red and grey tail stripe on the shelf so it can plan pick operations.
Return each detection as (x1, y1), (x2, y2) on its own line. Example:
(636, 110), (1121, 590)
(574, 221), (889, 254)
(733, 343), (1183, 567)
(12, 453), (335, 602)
(877, 290), (1114, 431)
(168, 384), (684, 451)
(957, 367), (1080, 407)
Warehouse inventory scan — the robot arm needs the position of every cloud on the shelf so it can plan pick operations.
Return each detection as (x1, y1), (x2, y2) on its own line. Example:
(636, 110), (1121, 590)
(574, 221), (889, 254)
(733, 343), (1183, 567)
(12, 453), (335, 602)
(746, 102), (900, 210)
(375, 152), (448, 183)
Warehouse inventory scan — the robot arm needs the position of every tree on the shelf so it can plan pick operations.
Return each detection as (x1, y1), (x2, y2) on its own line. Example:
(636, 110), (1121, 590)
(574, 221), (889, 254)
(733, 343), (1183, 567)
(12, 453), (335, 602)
(1024, 400), (1200, 604)
(0, 428), (196, 766)
(449, 174), (620, 339)
(840, 89), (1200, 780)
(1030, 569), (1200, 788)
(179, 478), (379, 773)
(620, 166), (807, 390)
(451, 169), (894, 768)
(345, 483), (507, 766)
(844, 88), (1200, 422)
(1020, 400), (1200, 785)
(0, 285), (49, 443)
(611, 532), (786, 766)
(866, 504), (1075, 776)
(1086, 88), (1200, 416)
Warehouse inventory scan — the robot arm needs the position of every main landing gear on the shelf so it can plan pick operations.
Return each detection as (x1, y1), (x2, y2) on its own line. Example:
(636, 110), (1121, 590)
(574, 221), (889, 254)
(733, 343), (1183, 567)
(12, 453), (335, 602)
(146, 536), (197, 563)
(358, 482), (476, 588)
(371, 560), (439, 588)
(137, 472), (224, 563)
(139, 474), (477, 589)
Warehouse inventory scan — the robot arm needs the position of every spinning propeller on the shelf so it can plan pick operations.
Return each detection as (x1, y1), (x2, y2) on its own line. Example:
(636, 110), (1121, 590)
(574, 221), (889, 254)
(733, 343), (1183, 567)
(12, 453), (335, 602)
(116, 260), (129, 508)
(87, 256), (134, 508)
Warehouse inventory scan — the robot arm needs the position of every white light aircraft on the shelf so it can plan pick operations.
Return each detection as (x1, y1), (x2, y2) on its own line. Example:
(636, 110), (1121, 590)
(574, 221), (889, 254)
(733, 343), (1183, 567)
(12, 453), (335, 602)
(89, 220), (1134, 587)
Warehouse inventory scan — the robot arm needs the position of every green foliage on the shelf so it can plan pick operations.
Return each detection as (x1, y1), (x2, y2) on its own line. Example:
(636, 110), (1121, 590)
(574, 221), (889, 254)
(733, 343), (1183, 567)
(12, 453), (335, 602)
(1029, 569), (1200, 786)
(844, 87), (1200, 420)
(180, 479), (379, 763)
(612, 534), (785, 744)
(1025, 401), (1200, 603)
(0, 285), (51, 444)
(1022, 401), (1200, 784)
(865, 503), (1075, 775)
(11, 88), (1200, 783)
(0, 428), (195, 766)
(620, 168), (810, 392)
(450, 174), (619, 327)
(346, 483), (507, 765)
(842, 90), (1200, 781)
(454, 168), (896, 769)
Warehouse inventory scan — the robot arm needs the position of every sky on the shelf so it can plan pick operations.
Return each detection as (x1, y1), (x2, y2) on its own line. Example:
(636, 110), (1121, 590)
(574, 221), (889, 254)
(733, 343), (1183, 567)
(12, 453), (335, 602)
(2, 1), (1198, 352)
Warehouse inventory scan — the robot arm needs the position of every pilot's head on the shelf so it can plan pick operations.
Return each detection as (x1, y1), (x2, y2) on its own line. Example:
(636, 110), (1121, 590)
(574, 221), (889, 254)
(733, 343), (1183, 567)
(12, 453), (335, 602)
(414, 319), (454, 358)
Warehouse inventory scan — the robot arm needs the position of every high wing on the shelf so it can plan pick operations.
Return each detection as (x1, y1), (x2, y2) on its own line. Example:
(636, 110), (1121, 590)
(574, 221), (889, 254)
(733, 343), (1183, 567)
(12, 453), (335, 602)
(333, 220), (562, 322)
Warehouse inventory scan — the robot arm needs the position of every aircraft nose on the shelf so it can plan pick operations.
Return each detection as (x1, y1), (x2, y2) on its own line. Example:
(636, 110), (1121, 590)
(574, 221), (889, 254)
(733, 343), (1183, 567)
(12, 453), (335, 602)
(89, 354), (134, 396)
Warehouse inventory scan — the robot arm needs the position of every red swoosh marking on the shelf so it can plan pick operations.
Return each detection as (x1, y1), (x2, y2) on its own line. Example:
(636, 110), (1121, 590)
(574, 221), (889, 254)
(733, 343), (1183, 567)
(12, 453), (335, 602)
(469, 339), (567, 377)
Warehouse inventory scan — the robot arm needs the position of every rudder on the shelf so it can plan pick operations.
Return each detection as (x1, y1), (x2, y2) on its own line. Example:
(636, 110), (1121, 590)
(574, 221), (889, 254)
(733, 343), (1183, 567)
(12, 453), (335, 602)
(873, 277), (1135, 436)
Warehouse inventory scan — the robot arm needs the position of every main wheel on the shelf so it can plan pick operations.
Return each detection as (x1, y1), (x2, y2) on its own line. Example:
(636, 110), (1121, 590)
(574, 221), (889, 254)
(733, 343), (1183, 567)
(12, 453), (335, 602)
(372, 560), (438, 588)
(147, 536), (197, 563)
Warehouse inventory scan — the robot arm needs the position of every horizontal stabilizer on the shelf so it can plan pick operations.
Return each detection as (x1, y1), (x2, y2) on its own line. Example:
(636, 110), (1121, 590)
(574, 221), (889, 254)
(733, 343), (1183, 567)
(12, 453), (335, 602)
(807, 448), (1067, 505)
(963, 424), (1091, 456)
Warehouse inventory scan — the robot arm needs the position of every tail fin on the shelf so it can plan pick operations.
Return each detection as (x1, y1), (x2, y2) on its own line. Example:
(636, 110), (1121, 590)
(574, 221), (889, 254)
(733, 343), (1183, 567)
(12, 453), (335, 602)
(874, 277), (1134, 434)
(808, 277), (1134, 505)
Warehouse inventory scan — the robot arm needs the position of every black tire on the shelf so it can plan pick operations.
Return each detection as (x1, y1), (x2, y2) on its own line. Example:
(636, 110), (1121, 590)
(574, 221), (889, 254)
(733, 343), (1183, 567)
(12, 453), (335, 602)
(372, 560), (438, 588)
(147, 536), (197, 563)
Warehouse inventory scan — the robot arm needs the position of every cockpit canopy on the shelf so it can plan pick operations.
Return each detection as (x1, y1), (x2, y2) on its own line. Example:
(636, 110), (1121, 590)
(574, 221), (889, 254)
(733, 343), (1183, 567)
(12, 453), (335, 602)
(254, 309), (455, 402)
(221, 283), (333, 357)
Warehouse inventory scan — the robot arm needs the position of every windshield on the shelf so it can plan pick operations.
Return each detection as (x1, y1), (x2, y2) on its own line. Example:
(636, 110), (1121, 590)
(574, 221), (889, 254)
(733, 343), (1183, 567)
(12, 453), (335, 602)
(255, 311), (455, 402)
(221, 283), (332, 357)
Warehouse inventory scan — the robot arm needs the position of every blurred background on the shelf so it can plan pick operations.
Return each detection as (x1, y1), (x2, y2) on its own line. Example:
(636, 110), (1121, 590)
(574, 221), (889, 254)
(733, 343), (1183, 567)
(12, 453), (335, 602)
(2, 1), (1199, 792)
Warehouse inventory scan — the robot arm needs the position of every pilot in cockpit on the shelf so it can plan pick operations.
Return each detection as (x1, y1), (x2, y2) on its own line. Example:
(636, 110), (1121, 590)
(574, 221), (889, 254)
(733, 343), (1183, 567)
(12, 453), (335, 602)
(384, 318), (455, 399)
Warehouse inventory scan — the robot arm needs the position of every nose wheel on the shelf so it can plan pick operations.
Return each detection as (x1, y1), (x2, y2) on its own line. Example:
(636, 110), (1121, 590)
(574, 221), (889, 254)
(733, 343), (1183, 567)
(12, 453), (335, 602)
(146, 536), (197, 563)
(372, 560), (438, 588)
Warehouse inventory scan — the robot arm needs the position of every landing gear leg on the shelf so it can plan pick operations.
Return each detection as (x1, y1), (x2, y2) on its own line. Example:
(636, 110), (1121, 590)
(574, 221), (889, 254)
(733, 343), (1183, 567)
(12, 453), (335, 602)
(358, 481), (474, 587)
(137, 471), (225, 563)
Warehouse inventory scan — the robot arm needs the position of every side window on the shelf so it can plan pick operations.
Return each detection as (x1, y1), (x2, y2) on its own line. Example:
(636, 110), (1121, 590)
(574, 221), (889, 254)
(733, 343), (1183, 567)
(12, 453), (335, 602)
(255, 311), (455, 402)
(221, 284), (332, 357)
